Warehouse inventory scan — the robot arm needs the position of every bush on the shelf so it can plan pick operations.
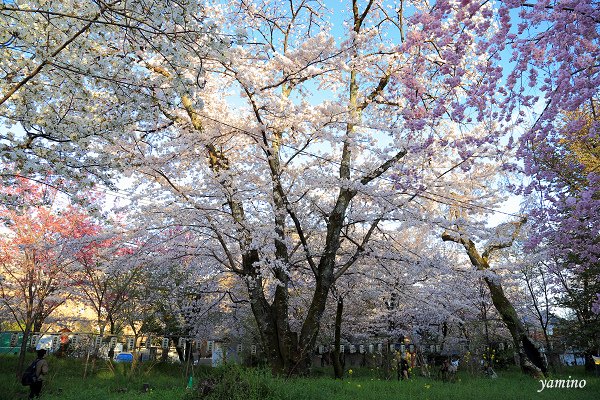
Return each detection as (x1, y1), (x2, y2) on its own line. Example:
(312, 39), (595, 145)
(185, 364), (278, 400)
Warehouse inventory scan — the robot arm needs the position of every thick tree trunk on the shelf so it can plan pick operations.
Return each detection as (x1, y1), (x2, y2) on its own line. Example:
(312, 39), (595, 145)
(243, 250), (289, 374)
(484, 277), (546, 377)
(442, 232), (547, 378)
(333, 296), (344, 379)
(244, 252), (335, 376)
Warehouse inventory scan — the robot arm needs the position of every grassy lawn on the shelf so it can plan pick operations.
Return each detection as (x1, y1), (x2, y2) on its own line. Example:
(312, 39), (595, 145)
(1, 355), (598, 400)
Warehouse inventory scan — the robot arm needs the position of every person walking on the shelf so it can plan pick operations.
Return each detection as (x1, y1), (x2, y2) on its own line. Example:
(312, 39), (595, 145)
(29, 349), (49, 399)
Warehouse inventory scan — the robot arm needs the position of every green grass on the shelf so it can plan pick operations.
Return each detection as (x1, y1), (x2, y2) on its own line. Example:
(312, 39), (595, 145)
(1, 355), (598, 400)
(0, 355), (189, 400)
(273, 370), (600, 400)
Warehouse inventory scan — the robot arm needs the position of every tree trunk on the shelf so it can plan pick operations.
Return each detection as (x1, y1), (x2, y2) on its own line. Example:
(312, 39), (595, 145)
(484, 276), (547, 377)
(32, 317), (43, 333)
(584, 351), (595, 372)
(333, 296), (344, 379)
(16, 323), (32, 380)
(541, 329), (559, 372)
(108, 336), (115, 360)
(442, 232), (547, 378)
(175, 339), (184, 363)
(109, 316), (116, 334)
(244, 249), (334, 376)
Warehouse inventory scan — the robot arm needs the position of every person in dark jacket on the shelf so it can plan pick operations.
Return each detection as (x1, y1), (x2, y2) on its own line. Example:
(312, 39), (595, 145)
(29, 349), (49, 399)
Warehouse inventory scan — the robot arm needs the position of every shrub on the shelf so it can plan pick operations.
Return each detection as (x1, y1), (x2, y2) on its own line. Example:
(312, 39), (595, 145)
(185, 364), (278, 400)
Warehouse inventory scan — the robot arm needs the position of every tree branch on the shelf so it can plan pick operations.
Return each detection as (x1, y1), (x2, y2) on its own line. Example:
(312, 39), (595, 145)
(0, 1), (118, 107)
(334, 217), (380, 280)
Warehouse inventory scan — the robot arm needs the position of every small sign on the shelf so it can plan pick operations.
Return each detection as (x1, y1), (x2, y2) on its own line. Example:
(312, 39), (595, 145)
(127, 337), (135, 350)
(251, 345), (257, 355)
(162, 337), (170, 349)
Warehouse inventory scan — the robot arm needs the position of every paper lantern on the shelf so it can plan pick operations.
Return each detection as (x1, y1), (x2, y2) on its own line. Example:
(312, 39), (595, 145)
(52, 335), (60, 351)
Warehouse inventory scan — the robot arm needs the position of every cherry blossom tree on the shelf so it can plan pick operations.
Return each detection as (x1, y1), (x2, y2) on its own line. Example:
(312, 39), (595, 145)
(6, 0), (597, 377)
(103, 226), (253, 352)
(74, 239), (145, 336)
(0, 179), (101, 373)
(517, 108), (600, 370)
(448, 0), (600, 375)
(496, 0), (599, 135)
(520, 257), (560, 369)
(442, 217), (551, 377)
(319, 228), (483, 378)
(0, 0), (219, 191)
(108, 0), (513, 375)
(495, 1), (599, 312)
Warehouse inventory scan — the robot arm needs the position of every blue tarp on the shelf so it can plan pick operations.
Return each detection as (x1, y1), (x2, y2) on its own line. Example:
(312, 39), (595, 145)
(115, 352), (134, 363)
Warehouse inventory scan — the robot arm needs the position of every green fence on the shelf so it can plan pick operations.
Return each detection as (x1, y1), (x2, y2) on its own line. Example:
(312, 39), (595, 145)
(0, 332), (22, 355)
